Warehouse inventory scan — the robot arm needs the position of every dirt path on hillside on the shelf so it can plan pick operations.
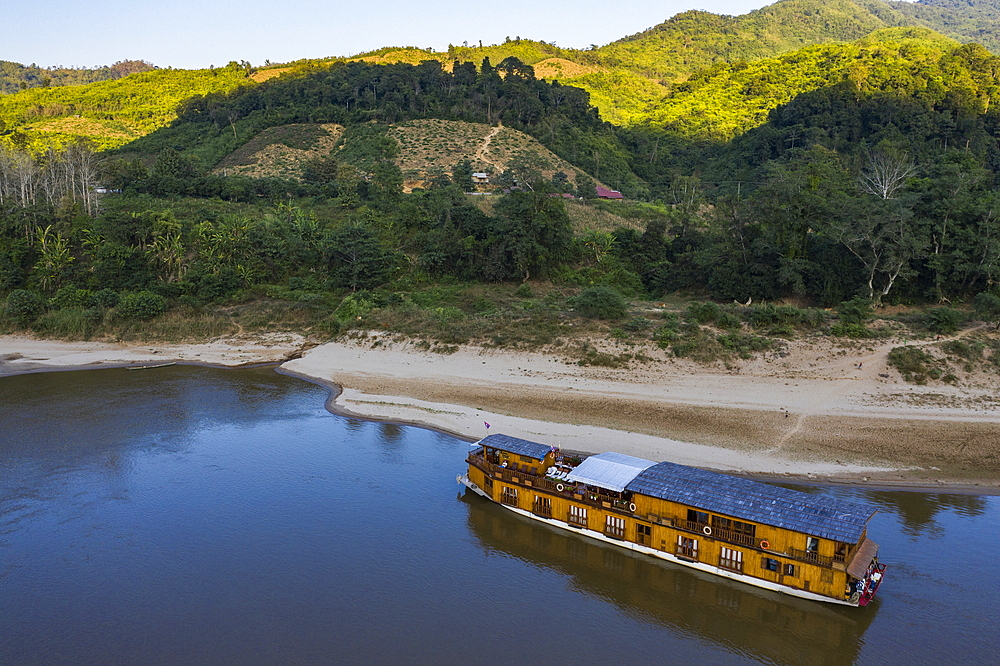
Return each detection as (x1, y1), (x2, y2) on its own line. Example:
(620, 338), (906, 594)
(474, 123), (504, 172)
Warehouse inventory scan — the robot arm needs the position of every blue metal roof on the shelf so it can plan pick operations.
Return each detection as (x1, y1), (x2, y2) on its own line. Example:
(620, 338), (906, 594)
(479, 434), (552, 460)
(626, 461), (876, 544)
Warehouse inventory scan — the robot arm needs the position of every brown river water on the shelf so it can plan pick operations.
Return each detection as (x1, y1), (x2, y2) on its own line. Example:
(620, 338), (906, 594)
(0, 365), (997, 665)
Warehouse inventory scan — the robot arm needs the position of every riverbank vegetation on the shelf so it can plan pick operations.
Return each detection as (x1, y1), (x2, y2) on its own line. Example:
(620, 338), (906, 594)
(4, 2), (1000, 382)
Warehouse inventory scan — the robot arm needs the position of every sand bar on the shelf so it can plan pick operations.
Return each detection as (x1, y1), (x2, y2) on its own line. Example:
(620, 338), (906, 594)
(3, 332), (999, 491)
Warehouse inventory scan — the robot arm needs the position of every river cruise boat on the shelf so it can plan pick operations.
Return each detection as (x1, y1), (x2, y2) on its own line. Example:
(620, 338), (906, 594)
(459, 434), (886, 607)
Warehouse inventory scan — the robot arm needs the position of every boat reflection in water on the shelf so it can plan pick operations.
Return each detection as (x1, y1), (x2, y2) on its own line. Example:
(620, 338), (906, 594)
(461, 492), (877, 666)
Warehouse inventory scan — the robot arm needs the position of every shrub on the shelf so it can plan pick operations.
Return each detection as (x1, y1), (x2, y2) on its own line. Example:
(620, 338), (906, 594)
(117, 291), (168, 320)
(571, 286), (629, 320)
(50, 286), (93, 310)
(334, 294), (376, 323)
(685, 301), (720, 324)
(5, 290), (44, 326)
(829, 322), (877, 338)
(925, 307), (963, 334)
(717, 333), (778, 359)
(837, 297), (873, 326)
(91, 288), (120, 309)
(747, 303), (824, 329)
(623, 316), (653, 332)
(888, 346), (940, 384)
(715, 312), (742, 330)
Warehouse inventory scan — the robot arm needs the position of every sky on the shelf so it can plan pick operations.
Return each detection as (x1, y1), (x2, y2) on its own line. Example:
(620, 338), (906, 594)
(8, 0), (773, 70)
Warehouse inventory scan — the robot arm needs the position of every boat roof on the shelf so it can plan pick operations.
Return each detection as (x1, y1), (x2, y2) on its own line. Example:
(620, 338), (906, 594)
(565, 452), (656, 493)
(478, 434), (551, 461)
(627, 461), (876, 544)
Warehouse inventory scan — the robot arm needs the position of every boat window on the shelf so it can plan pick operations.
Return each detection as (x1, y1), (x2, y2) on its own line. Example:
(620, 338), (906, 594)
(688, 509), (709, 524)
(711, 516), (731, 530)
(719, 547), (744, 573)
(807, 536), (820, 553)
(783, 563), (797, 577)
(762, 558), (779, 572)
(676, 536), (698, 559)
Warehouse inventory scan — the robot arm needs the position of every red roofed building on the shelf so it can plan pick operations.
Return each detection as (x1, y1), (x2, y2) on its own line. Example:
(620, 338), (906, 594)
(596, 186), (624, 200)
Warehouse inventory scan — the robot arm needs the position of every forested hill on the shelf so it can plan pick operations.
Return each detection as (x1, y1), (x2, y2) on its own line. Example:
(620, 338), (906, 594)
(888, 0), (1000, 53)
(596, 0), (912, 82)
(0, 60), (155, 94)
(117, 58), (645, 195)
(638, 28), (989, 140)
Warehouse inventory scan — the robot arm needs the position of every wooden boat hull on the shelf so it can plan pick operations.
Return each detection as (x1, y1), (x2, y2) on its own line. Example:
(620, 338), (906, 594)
(458, 473), (859, 607)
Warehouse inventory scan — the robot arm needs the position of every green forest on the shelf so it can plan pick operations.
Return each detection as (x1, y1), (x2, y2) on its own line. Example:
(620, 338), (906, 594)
(4, 0), (1000, 357)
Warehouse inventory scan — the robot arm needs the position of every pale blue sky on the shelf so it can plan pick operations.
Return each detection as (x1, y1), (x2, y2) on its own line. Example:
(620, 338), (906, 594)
(8, 1), (771, 69)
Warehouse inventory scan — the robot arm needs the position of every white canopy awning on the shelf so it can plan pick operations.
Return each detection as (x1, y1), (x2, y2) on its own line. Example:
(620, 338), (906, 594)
(565, 452), (655, 492)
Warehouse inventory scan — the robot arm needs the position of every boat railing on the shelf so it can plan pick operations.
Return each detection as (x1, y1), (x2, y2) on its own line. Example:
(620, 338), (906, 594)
(468, 454), (638, 513)
(674, 518), (771, 550)
(788, 548), (834, 568)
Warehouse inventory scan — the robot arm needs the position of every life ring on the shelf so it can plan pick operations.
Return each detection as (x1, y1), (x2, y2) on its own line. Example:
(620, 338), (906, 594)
(556, 483), (564, 492)
(703, 526), (712, 536)
(629, 502), (637, 512)
(760, 540), (770, 550)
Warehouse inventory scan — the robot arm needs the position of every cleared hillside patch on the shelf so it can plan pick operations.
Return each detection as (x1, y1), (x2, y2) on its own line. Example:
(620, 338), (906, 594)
(213, 123), (343, 179)
(388, 119), (584, 189)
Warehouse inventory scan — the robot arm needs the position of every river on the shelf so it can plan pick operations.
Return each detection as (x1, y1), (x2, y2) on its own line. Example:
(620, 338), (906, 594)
(0, 365), (997, 665)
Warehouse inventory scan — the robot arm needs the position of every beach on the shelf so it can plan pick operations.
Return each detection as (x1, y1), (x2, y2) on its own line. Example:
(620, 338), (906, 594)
(3, 331), (998, 491)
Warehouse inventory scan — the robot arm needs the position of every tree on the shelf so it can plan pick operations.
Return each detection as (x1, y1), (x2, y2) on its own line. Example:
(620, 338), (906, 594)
(859, 148), (916, 200)
(326, 224), (394, 291)
(5, 289), (43, 326)
(493, 192), (574, 280)
(301, 153), (340, 185)
(452, 159), (474, 191)
(832, 195), (926, 305)
(575, 173), (596, 199)
(973, 292), (1000, 329)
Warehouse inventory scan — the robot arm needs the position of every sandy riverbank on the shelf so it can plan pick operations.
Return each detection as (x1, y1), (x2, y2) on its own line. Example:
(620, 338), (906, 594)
(3, 331), (999, 491)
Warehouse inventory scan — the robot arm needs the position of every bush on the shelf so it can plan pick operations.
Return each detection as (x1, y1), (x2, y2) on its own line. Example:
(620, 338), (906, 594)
(716, 312), (742, 330)
(925, 307), (963, 334)
(837, 296), (873, 326)
(829, 322), (877, 338)
(571, 286), (629, 320)
(50, 286), (93, 310)
(717, 332), (778, 359)
(748, 303), (824, 329)
(888, 346), (941, 384)
(685, 301), (720, 324)
(117, 291), (168, 320)
(92, 288), (120, 309)
(623, 316), (653, 332)
(5, 289), (44, 326)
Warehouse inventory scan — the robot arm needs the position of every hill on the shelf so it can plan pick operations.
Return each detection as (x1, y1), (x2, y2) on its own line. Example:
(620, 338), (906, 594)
(640, 27), (971, 140)
(888, 0), (1000, 53)
(6, 0), (1000, 153)
(596, 0), (912, 82)
(0, 65), (251, 151)
(0, 60), (155, 94)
